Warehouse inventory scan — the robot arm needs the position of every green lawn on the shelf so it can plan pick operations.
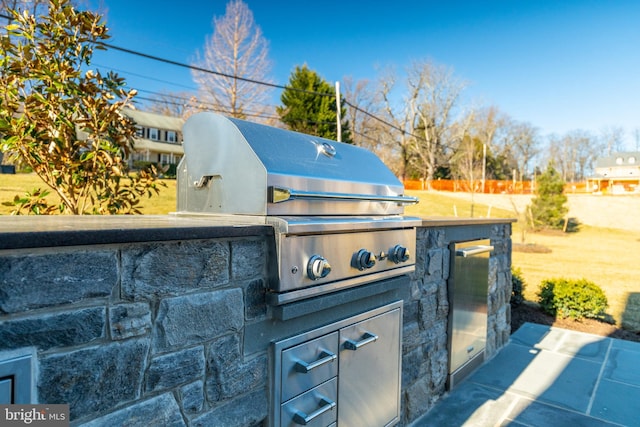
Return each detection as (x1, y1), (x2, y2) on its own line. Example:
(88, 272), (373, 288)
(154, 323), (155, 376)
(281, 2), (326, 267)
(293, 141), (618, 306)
(2, 173), (638, 331)
(0, 173), (178, 215)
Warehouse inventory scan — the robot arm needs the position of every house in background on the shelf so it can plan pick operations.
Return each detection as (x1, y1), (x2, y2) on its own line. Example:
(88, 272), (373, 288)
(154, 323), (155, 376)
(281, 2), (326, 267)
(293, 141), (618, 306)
(587, 151), (640, 194)
(122, 108), (184, 169)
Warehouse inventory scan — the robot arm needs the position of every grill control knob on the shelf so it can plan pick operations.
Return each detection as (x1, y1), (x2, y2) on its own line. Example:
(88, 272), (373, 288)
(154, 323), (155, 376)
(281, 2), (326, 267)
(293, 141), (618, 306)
(307, 255), (331, 280)
(351, 249), (376, 271)
(389, 245), (410, 263)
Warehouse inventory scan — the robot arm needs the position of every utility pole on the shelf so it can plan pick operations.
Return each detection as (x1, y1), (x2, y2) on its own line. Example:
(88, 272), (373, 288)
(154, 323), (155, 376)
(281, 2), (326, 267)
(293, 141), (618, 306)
(335, 81), (342, 142)
(482, 143), (486, 193)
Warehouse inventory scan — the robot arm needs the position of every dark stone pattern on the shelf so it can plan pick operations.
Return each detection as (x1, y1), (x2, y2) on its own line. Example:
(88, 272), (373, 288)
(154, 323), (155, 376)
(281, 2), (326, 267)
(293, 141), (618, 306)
(146, 346), (205, 393)
(38, 338), (149, 420)
(486, 224), (513, 358)
(205, 334), (268, 402)
(231, 239), (265, 280)
(153, 289), (244, 352)
(121, 240), (230, 300)
(243, 279), (267, 320)
(179, 380), (205, 415)
(0, 220), (512, 426)
(0, 250), (117, 313)
(191, 389), (268, 427)
(109, 302), (152, 340)
(0, 307), (104, 351)
(79, 393), (186, 427)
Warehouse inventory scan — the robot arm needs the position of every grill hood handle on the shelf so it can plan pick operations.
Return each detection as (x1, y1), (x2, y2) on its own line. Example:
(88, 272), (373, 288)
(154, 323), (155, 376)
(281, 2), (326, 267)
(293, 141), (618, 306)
(269, 186), (418, 205)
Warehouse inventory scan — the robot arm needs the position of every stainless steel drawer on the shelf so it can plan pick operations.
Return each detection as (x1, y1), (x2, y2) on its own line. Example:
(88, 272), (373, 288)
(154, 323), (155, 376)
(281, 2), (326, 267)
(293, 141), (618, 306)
(271, 301), (403, 427)
(281, 378), (337, 427)
(281, 332), (339, 402)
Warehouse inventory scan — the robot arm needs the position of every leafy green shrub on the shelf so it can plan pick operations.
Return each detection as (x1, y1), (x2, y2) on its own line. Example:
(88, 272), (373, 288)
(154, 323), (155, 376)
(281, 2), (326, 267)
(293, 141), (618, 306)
(511, 267), (526, 306)
(537, 278), (608, 320)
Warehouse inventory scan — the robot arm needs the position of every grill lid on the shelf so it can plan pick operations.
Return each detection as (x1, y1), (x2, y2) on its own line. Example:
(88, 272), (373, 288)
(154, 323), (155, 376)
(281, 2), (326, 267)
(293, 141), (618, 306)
(177, 112), (416, 216)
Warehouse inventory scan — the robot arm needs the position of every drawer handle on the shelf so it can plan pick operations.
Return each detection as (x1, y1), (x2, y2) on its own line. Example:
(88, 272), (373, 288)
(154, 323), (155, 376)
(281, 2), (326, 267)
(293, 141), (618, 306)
(344, 332), (378, 350)
(294, 350), (337, 373)
(292, 397), (336, 425)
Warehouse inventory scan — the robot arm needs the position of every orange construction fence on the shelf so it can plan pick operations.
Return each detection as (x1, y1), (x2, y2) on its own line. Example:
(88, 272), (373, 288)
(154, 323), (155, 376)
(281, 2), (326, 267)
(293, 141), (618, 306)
(402, 179), (590, 194)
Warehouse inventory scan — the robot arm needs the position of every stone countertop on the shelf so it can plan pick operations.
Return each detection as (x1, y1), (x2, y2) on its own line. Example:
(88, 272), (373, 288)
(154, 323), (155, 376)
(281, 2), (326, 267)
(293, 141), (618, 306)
(0, 215), (274, 250)
(0, 215), (516, 250)
(419, 216), (517, 227)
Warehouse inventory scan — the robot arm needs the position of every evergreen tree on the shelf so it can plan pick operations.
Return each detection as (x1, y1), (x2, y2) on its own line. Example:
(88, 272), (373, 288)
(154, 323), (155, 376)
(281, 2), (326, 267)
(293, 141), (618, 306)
(529, 163), (569, 229)
(277, 65), (352, 143)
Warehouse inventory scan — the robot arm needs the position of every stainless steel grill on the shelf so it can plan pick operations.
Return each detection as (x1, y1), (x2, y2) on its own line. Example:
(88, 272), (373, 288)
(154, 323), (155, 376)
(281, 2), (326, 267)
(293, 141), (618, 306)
(176, 112), (419, 305)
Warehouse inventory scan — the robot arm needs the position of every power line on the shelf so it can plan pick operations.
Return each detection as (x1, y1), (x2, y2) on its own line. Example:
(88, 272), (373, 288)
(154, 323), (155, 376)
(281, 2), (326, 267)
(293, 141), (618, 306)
(137, 89), (275, 115)
(99, 41), (421, 140)
(98, 42), (334, 98)
(136, 93), (342, 128)
(135, 95), (278, 121)
(93, 63), (200, 91)
(1, 13), (419, 142)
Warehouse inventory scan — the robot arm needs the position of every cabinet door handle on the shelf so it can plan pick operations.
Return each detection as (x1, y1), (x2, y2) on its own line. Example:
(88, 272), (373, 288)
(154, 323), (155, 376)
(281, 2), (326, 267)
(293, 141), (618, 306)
(456, 245), (494, 257)
(344, 331), (378, 350)
(294, 350), (337, 373)
(292, 397), (336, 425)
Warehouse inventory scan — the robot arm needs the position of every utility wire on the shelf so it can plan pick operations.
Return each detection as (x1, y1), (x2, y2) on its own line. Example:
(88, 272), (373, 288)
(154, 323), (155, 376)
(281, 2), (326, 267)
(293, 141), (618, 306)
(135, 95), (278, 121)
(98, 42), (334, 98)
(0, 15), (419, 141)
(136, 94), (340, 128)
(93, 63), (200, 91)
(96, 42), (420, 138)
(136, 89), (274, 115)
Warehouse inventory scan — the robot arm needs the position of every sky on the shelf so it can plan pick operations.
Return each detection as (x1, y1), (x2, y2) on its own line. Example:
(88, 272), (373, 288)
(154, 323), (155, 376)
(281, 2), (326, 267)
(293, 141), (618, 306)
(87, 0), (640, 149)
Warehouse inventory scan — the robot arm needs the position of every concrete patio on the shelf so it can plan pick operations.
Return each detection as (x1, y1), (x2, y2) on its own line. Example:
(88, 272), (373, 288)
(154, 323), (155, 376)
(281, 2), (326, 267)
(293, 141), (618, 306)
(412, 322), (640, 426)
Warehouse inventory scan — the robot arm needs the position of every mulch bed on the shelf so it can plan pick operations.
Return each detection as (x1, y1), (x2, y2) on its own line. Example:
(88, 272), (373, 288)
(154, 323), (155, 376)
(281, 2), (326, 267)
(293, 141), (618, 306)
(511, 302), (640, 343)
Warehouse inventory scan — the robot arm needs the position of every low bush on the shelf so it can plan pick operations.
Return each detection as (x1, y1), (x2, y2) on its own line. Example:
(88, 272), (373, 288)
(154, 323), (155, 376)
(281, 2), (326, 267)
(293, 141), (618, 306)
(537, 278), (608, 320)
(511, 267), (526, 306)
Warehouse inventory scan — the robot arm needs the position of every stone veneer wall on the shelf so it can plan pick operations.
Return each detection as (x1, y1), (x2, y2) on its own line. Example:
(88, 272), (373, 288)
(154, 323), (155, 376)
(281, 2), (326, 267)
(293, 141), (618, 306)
(0, 221), (512, 426)
(402, 223), (512, 424)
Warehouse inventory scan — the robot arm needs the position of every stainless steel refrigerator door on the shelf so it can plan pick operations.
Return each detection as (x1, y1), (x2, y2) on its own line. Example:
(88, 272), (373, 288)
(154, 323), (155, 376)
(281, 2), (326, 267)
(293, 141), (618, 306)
(447, 240), (493, 388)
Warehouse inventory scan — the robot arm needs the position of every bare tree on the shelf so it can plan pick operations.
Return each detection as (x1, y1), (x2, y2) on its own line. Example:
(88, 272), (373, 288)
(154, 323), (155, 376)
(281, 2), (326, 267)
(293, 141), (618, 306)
(374, 61), (466, 183)
(549, 130), (600, 182)
(342, 76), (389, 153)
(473, 106), (504, 151)
(191, 0), (273, 120)
(407, 60), (466, 184)
(450, 109), (484, 215)
(144, 91), (203, 119)
(467, 106), (517, 182)
(504, 120), (539, 180)
(378, 67), (417, 180)
(600, 125), (626, 155)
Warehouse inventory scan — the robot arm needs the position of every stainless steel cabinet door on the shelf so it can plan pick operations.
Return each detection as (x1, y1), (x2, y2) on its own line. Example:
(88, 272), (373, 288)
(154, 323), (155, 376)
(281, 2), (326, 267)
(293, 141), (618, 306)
(338, 308), (401, 427)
